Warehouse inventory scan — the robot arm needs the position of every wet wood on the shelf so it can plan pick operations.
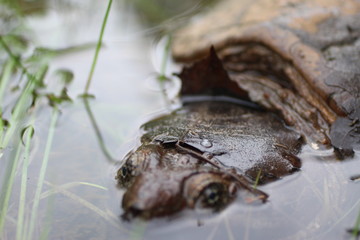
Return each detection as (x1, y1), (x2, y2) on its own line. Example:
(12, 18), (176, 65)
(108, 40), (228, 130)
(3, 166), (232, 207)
(173, 0), (360, 152)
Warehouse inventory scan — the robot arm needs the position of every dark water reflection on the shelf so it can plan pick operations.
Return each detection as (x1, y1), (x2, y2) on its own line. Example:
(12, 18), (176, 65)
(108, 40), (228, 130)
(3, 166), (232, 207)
(0, 1), (359, 240)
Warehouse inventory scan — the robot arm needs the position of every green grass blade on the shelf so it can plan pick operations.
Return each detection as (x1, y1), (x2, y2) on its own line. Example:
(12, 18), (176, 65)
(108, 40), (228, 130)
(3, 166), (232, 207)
(38, 190), (55, 240)
(16, 125), (34, 240)
(0, 141), (23, 236)
(129, 220), (147, 240)
(0, 37), (46, 150)
(0, 59), (16, 104)
(253, 169), (262, 189)
(352, 208), (360, 239)
(27, 107), (59, 240)
(40, 181), (107, 200)
(0, 59), (14, 130)
(84, 0), (113, 95)
(1, 73), (36, 149)
(156, 35), (172, 106)
(0, 59), (15, 144)
(0, 120), (3, 145)
(158, 35), (171, 82)
(44, 181), (129, 233)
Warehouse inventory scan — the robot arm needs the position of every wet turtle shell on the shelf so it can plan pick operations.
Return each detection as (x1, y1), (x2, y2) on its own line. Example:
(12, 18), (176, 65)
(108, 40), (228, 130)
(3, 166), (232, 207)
(172, 0), (360, 154)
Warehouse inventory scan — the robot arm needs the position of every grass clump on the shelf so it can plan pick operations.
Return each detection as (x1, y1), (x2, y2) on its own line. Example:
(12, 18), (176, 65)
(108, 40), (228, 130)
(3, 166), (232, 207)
(0, 13), (75, 240)
(0, 1), (118, 238)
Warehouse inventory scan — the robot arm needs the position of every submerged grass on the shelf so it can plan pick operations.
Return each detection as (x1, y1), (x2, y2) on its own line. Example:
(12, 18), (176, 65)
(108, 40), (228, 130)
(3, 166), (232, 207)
(156, 35), (172, 106)
(27, 107), (58, 240)
(352, 208), (360, 239)
(16, 125), (34, 240)
(40, 181), (108, 199)
(157, 34), (172, 83)
(83, 98), (117, 162)
(43, 181), (128, 232)
(129, 220), (147, 240)
(0, 141), (22, 235)
(0, 35), (48, 239)
(38, 192), (55, 240)
(253, 169), (262, 189)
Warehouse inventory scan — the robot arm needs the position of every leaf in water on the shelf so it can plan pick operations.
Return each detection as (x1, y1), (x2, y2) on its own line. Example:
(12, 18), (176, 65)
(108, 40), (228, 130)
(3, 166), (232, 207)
(20, 125), (35, 145)
(0, 118), (9, 128)
(55, 69), (74, 86)
(46, 89), (72, 107)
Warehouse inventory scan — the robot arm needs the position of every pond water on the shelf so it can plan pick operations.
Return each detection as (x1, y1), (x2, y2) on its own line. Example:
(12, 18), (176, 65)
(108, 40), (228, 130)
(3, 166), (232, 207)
(0, 1), (359, 240)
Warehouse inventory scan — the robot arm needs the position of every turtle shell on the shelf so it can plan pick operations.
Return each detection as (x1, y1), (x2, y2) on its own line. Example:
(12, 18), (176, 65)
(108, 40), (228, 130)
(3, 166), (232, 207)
(172, 0), (360, 153)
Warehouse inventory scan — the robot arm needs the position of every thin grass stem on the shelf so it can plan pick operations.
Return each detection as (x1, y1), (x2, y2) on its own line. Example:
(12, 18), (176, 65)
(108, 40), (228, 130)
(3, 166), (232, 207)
(224, 216), (235, 240)
(0, 36), (39, 83)
(0, 59), (15, 105)
(156, 35), (172, 106)
(159, 35), (171, 80)
(0, 142), (23, 236)
(253, 169), (261, 189)
(84, 0), (113, 95)
(0, 37), (45, 150)
(40, 181), (107, 200)
(0, 68), (40, 149)
(130, 220), (147, 240)
(353, 208), (360, 239)
(0, 59), (15, 144)
(16, 125), (34, 240)
(44, 181), (129, 233)
(38, 189), (55, 240)
(27, 107), (59, 240)
(0, 120), (3, 145)
(83, 98), (117, 162)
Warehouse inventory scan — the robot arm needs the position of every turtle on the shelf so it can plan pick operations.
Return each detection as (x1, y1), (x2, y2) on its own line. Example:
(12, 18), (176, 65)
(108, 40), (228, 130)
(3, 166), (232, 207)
(116, 0), (360, 219)
(117, 100), (303, 219)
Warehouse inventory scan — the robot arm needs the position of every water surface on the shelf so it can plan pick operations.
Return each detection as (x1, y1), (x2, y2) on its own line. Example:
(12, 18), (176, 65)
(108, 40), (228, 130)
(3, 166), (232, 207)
(0, 1), (359, 240)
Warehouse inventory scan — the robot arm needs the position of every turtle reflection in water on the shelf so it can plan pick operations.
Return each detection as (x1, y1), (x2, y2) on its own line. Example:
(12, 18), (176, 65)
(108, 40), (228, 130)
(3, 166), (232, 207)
(117, 101), (302, 219)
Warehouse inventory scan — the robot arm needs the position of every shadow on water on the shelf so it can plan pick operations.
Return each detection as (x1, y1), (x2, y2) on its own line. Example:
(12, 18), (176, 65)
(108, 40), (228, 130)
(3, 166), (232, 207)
(0, 0), (359, 240)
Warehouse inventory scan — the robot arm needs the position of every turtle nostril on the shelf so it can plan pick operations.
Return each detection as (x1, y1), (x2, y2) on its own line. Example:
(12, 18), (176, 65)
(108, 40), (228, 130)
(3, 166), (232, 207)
(129, 206), (142, 216)
(122, 206), (143, 221)
(291, 167), (301, 172)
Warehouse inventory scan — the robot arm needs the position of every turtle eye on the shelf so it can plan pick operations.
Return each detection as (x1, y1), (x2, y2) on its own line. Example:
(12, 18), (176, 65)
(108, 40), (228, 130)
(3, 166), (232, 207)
(183, 172), (236, 210)
(117, 164), (134, 187)
(120, 166), (128, 177)
(198, 183), (228, 209)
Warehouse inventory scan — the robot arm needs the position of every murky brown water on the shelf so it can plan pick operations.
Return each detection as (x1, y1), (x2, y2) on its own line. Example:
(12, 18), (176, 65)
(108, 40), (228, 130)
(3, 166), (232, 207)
(0, 1), (359, 240)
